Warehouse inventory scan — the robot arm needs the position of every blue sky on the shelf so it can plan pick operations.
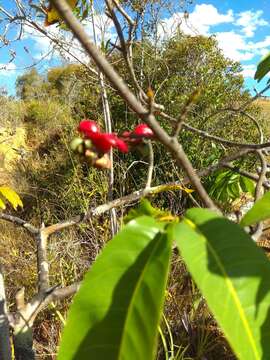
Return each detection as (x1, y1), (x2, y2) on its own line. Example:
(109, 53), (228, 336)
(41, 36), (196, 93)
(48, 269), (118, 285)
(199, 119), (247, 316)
(0, 1), (270, 96)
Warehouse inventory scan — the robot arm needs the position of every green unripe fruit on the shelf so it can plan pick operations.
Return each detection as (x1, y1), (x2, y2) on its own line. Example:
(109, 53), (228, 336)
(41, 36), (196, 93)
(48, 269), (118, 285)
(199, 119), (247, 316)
(77, 144), (85, 154)
(83, 149), (97, 166)
(85, 149), (97, 159)
(70, 137), (84, 152)
(84, 139), (92, 149)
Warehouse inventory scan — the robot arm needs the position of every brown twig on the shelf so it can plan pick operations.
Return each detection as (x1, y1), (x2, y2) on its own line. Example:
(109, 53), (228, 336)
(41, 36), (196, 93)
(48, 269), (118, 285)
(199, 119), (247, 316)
(162, 112), (268, 150)
(255, 150), (267, 202)
(111, 0), (134, 25)
(36, 226), (49, 292)
(145, 140), (154, 189)
(173, 89), (201, 137)
(0, 264), (12, 360)
(0, 213), (38, 234)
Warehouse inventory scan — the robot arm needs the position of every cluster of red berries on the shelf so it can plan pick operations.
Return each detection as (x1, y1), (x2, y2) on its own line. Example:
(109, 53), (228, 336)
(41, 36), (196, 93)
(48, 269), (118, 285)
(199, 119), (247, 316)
(70, 119), (154, 169)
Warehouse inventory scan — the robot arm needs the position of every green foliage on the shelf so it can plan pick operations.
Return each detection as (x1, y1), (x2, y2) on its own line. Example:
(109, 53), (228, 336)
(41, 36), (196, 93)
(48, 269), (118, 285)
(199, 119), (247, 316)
(207, 169), (255, 204)
(25, 99), (72, 128)
(124, 198), (176, 224)
(174, 208), (270, 360)
(58, 216), (173, 360)
(255, 52), (270, 82)
(241, 191), (270, 227)
(16, 68), (44, 100)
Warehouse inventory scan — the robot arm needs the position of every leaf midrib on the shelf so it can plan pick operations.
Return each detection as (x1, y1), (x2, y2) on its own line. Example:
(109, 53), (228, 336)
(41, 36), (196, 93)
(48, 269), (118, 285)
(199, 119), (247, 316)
(202, 231), (260, 360)
(117, 232), (165, 359)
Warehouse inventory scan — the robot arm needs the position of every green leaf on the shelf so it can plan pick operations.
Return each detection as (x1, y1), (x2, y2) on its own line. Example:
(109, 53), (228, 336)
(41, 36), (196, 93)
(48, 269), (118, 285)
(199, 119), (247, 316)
(255, 52), (270, 82)
(240, 191), (270, 226)
(124, 199), (174, 224)
(239, 176), (255, 196)
(0, 186), (23, 210)
(58, 216), (173, 360)
(174, 208), (270, 360)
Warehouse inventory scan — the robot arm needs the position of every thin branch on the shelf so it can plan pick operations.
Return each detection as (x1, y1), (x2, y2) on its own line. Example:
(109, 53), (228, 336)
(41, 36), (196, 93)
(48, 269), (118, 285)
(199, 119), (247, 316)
(105, 0), (144, 99)
(145, 140), (154, 189)
(241, 111), (264, 144)
(173, 89), (200, 137)
(91, 1), (117, 235)
(241, 82), (270, 110)
(15, 288), (25, 312)
(255, 150), (267, 201)
(111, 0), (134, 25)
(250, 150), (268, 241)
(25, 20), (99, 77)
(162, 112), (269, 150)
(0, 213), (38, 234)
(42, 282), (80, 306)
(36, 226), (49, 293)
(0, 264), (12, 360)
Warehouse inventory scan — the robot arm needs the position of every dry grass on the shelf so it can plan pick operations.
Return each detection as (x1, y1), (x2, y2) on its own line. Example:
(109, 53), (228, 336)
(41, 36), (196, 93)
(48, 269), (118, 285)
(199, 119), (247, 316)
(256, 98), (270, 115)
(156, 254), (236, 360)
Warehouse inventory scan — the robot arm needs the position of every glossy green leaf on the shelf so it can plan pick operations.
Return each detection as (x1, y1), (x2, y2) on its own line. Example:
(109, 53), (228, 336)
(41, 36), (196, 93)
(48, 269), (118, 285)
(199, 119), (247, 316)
(58, 216), (173, 360)
(239, 176), (255, 196)
(240, 191), (270, 227)
(255, 52), (270, 82)
(208, 170), (255, 204)
(174, 208), (270, 360)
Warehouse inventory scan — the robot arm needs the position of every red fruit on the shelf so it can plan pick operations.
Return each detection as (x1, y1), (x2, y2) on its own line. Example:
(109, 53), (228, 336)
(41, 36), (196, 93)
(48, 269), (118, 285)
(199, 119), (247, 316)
(121, 131), (132, 138)
(91, 133), (128, 154)
(132, 124), (154, 138)
(113, 136), (129, 153)
(78, 120), (100, 136)
(91, 133), (114, 153)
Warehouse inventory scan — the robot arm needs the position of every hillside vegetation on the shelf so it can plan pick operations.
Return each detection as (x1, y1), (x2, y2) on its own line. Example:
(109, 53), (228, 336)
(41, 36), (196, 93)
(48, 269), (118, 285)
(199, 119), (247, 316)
(1, 32), (269, 359)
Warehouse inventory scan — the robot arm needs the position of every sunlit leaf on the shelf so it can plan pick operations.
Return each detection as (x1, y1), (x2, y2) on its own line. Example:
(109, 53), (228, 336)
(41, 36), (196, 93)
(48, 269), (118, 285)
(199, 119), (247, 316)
(240, 191), (270, 227)
(0, 186), (23, 210)
(45, 0), (78, 26)
(124, 198), (177, 224)
(255, 52), (270, 82)
(0, 197), (6, 210)
(174, 208), (270, 360)
(58, 216), (172, 360)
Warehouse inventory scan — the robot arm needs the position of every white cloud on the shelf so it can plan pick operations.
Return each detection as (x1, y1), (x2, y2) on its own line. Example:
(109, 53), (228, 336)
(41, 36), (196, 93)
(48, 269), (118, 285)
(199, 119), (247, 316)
(215, 31), (254, 61)
(248, 35), (270, 50)
(0, 62), (17, 77)
(214, 31), (270, 62)
(158, 4), (270, 67)
(186, 4), (234, 34)
(241, 64), (256, 78)
(235, 10), (268, 38)
(158, 4), (234, 39)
